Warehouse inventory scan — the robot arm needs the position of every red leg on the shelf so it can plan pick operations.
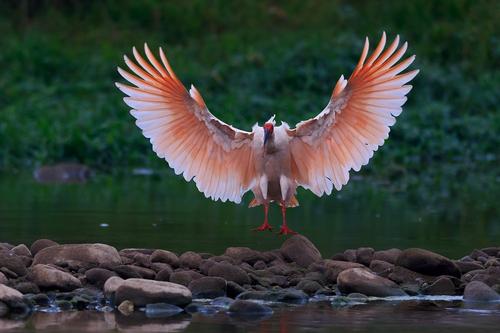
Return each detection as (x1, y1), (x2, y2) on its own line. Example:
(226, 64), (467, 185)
(278, 201), (297, 235)
(254, 203), (272, 232)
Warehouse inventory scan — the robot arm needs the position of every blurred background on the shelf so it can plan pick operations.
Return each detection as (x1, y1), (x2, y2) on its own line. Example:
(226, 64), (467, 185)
(0, 0), (498, 256)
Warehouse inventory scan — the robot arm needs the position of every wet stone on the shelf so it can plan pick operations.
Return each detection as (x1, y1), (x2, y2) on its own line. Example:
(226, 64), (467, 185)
(114, 278), (192, 307)
(224, 247), (263, 265)
(0, 272), (8, 285)
(226, 281), (246, 298)
(188, 277), (226, 299)
(280, 235), (322, 268)
(237, 289), (308, 304)
(14, 282), (40, 295)
(464, 281), (500, 302)
(422, 276), (456, 295)
(85, 268), (118, 288)
(397, 248), (461, 277)
(30, 239), (58, 256)
(112, 265), (142, 279)
(145, 303), (183, 318)
(454, 260), (484, 274)
(338, 268), (406, 297)
(228, 300), (273, 318)
(30, 264), (82, 291)
(0, 252), (28, 277)
(296, 280), (322, 295)
(369, 260), (394, 277)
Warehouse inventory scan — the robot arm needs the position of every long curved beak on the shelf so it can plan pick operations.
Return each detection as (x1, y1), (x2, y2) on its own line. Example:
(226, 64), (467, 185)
(264, 128), (271, 145)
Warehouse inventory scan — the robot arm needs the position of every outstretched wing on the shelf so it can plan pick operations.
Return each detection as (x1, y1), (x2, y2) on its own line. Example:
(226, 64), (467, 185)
(287, 32), (419, 196)
(116, 44), (256, 203)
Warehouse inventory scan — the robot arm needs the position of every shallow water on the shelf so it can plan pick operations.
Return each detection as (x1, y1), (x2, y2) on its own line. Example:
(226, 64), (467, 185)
(0, 173), (498, 258)
(0, 172), (499, 332)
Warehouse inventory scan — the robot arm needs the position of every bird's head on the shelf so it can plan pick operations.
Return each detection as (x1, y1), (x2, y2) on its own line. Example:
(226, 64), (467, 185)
(263, 115), (275, 145)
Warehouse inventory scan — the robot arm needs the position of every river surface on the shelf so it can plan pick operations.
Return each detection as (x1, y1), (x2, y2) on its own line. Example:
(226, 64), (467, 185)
(0, 172), (499, 332)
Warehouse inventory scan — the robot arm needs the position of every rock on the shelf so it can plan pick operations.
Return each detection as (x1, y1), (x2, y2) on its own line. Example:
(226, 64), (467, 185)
(296, 280), (322, 295)
(280, 235), (322, 268)
(470, 266), (500, 286)
(337, 268), (406, 297)
(30, 294), (50, 307)
(267, 263), (301, 276)
(34, 163), (91, 183)
(13, 282), (39, 294)
(396, 248), (460, 277)
(103, 276), (124, 298)
(238, 289), (308, 304)
(199, 260), (217, 275)
(0, 301), (8, 317)
(347, 293), (369, 302)
(179, 251), (202, 269)
(463, 281), (500, 302)
(224, 247), (263, 265)
(145, 303), (183, 318)
(150, 250), (179, 267)
(253, 260), (267, 270)
(228, 300), (273, 317)
(112, 265), (142, 279)
(30, 264), (82, 291)
(155, 267), (174, 281)
(33, 244), (121, 268)
(118, 300), (134, 315)
(30, 239), (59, 256)
(0, 272), (7, 285)
(10, 245), (31, 257)
(150, 262), (172, 273)
(454, 260), (484, 274)
(373, 248), (402, 264)
(369, 260), (394, 277)
(356, 247), (374, 266)
(470, 249), (489, 260)
(331, 253), (347, 261)
(0, 252), (28, 277)
(131, 253), (151, 267)
(114, 278), (192, 307)
(389, 266), (436, 286)
(208, 263), (250, 285)
(188, 277), (226, 299)
(169, 271), (203, 287)
(226, 281), (246, 298)
(322, 260), (365, 283)
(343, 249), (357, 262)
(481, 247), (500, 257)
(126, 265), (156, 279)
(119, 248), (155, 257)
(0, 284), (23, 304)
(422, 276), (456, 295)
(85, 268), (117, 287)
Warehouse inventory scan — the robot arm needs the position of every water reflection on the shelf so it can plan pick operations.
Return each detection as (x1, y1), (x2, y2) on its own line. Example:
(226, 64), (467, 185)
(3, 301), (500, 333)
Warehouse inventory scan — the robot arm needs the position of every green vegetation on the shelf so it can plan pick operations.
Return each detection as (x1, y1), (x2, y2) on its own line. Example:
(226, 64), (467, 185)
(0, 0), (498, 186)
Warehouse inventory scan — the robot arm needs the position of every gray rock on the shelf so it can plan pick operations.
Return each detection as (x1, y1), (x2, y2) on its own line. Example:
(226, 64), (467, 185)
(253, 260), (267, 270)
(369, 260), (394, 277)
(112, 265), (142, 279)
(208, 262), (250, 285)
(0, 272), (7, 285)
(463, 281), (500, 302)
(228, 300), (273, 317)
(454, 260), (484, 274)
(13, 282), (39, 294)
(30, 239), (59, 256)
(296, 279), (322, 295)
(280, 235), (322, 268)
(188, 277), (226, 299)
(155, 267), (173, 281)
(0, 252), (28, 277)
(126, 265), (156, 279)
(224, 247), (263, 265)
(169, 270), (203, 287)
(0, 301), (8, 318)
(396, 248), (461, 277)
(237, 289), (308, 304)
(85, 268), (117, 287)
(199, 259), (217, 275)
(388, 266), (436, 285)
(322, 260), (365, 283)
(337, 268), (406, 297)
(30, 264), (82, 291)
(33, 244), (121, 268)
(373, 248), (402, 264)
(179, 251), (202, 269)
(343, 249), (358, 262)
(10, 244), (31, 257)
(150, 250), (179, 267)
(226, 281), (246, 298)
(0, 284), (23, 304)
(150, 262), (172, 273)
(131, 253), (151, 267)
(114, 278), (192, 307)
(103, 276), (124, 298)
(356, 247), (374, 266)
(422, 276), (456, 295)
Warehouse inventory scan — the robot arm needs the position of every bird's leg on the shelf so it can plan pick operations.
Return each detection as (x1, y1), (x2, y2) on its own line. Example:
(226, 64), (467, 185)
(254, 203), (272, 232)
(278, 200), (297, 235)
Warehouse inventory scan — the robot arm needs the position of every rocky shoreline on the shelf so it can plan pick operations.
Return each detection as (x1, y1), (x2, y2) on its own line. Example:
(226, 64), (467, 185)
(1, 236), (500, 320)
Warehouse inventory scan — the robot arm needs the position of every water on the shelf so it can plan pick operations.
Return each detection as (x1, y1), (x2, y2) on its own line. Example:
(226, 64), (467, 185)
(0, 172), (499, 332)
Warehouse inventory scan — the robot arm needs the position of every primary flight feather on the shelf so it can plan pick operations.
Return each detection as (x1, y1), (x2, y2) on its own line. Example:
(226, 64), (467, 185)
(116, 32), (419, 235)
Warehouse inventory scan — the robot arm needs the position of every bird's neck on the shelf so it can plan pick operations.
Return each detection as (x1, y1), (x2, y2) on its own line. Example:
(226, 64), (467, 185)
(264, 135), (278, 154)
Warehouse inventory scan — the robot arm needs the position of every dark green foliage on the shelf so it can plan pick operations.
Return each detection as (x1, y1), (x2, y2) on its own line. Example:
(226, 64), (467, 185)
(0, 0), (498, 183)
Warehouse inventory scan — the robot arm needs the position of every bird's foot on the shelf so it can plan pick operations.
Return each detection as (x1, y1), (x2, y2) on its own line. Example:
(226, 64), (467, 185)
(278, 224), (297, 235)
(254, 222), (273, 232)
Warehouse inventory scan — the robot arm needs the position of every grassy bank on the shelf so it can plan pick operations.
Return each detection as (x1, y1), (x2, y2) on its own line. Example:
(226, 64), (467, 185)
(0, 0), (498, 184)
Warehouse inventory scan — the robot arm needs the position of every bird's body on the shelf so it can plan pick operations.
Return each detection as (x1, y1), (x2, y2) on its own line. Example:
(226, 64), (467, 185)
(116, 32), (418, 234)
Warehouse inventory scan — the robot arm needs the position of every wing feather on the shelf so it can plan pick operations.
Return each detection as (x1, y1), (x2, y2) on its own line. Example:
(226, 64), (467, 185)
(117, 44), (256, 203)
(288, 33), (418, 195)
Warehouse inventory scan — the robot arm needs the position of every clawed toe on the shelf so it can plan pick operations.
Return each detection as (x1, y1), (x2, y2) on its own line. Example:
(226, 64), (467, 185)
(253, 223), (273, 232)
(278, 225), (298, 235)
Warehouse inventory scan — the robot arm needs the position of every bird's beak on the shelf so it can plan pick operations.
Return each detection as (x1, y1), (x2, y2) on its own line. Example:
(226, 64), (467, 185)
(264, 128), (270, 145)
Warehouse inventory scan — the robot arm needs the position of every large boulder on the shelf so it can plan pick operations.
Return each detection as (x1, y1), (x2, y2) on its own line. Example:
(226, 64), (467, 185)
(30, 264), (82, 291)
(337, 268), (406, 297)
(396, 248), (460, 277)
(463, 281), (500, 302)
(103, 276), (124, 298)
(0, 284), (23, 303)
(208, 263), (250, 285)
(114, 278), (192, 307)
(33, 244), (121, 268)
(280, 235), (322, 268)
(188, 277), (227, 298)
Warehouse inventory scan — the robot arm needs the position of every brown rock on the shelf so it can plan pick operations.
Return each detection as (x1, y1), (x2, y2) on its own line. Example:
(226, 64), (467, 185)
(30, 264), (82, 291)
(337, 268), (406, 297)
(343, 249), (357, 262)
(396, 248), (461, 277)
(112, 265), (142, 279)
(0, 272), (7, 285)
(30, 239), (59, 256)
(85, 268), (117, 288)
(188, 277), (226, 298)
(422, 276), (456, 295)
(464, 281), (500, 302)
(224, 247), (263, 265)
(13, 282), (39, 294)
(169, 271), (203, 287)
(356, 247), (374, 266)
(118, 300), (134, 315)
(373, 248), (402, 265)
(150, 250), (179, 267)
(0, 284), (23, 303)
(155, 267), (174, 282)
(369, 260), (394, 277)
(388, 266), (436, 285)
(179, 251), (202, 269)
(10, 245), (31, 257)
(0, 252), (28, 277)
(33, 244), (121, 268)
(208, 263), (250, 285)
(280, 235), (322, 268)
(454, 260), (484, 274)
(114, 278), (192, 307)
(103, 276), (124, 297)
(322, 260), (364, 283)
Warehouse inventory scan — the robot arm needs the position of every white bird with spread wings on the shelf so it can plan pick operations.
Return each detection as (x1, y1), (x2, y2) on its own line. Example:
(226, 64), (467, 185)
(116, 32), (419, 235)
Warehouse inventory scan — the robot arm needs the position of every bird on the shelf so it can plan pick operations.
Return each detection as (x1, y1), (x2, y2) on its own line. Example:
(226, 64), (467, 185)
(116, 32), (419, 235)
